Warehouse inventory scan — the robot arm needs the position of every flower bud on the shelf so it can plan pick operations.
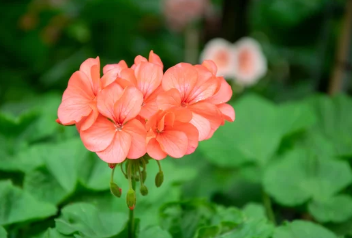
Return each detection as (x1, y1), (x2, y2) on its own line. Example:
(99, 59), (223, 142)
(140, 185), (148, 196)
(126, 189), (136, 210)
(155, 171), (164, 188)
(110, 183), (122, 198)
(108, 163), (116, 169)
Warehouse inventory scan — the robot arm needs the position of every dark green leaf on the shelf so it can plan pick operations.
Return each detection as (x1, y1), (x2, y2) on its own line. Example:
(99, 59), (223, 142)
(0, 180), (57, 225)
(138, 226), (172, 238)
(309, 195), (352, 223)
(274, 220), (336, 238)
(55, 203), (128, 238)
(264, 149), (352, 206)
(0, 226), (7, 238)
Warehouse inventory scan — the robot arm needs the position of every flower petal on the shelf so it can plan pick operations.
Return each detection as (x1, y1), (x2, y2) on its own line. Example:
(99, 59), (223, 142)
(96, 130), (132, 163)
(103, 60), (128, 74)
(80, 57), (101, 94)
(58, 71), (94, 125)
(148, 50), (163, 69)
(202, 60), (217, 75)
(162, 63), (198, 100)
(187, 76), (219, 104)
(218, 103), (235, 122)
(97, 83), (123, 121)
(206, 77), (232, 104)
(120, 68), (138, 86)
(147, 138), (167, 160)
(135, 62), (163, 99)
(80, 115), (116, 152)
(79, 104), (99, 131)
(171, 122), (199, 154)
(156, 130), (188, 158)
(157, 88), (181, 110)
(123, 119), (147, 159)
(189, 102), (222, 140)
(114, 86), (143, 124)
(190, 112), (211, 141)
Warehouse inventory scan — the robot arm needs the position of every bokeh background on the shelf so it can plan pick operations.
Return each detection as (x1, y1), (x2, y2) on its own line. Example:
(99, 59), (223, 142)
(0, 0), (352, 238)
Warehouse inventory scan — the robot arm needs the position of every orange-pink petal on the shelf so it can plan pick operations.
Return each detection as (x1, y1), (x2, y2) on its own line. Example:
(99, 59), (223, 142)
(96, 130), (132, 163)
(218, 103), (235, 122)
(123, 119), (147, 159)
(58, 71), (94, 125)
(80, 57), (101, 94)
(156, 130), (188, 158)
(187, 76), (219, 104)
(148, 50), (163, 69)
(157, 88), (181, 110)
(134, 62), (163, 99)
(206, 77), (232, 104)
(171, 122), (199, 154)
(97, 83), (123, 121)
(147, 138), (167, 160)
(80, 115), (116, 152)
(103, 60), (128, 74)
(114, 86), (143, 124)
(162, 63), (198, 100)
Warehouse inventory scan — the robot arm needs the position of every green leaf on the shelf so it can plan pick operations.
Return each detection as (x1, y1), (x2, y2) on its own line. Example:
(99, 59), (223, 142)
(308, 94), (352, 157)
(274, 220), (337, 238)
(160, 199), (216, 238)
(195, 226), (220, 238)
(309, 195), (352, 223)
(138, 226), (172, 238)
(278, 101), (316, 136)
(242, 203), (267, 221)
(38, 228), (70, 238)
(199, 94), (282, 167)
(220, 218), (274, 238)
(55, 203), (128, 238)
(0, 226), (7, 238)
(24, 139), (86, 204)
(0, 110), (38, 137)
(0, 180), (57, 225)
(263, 149), (352, 206)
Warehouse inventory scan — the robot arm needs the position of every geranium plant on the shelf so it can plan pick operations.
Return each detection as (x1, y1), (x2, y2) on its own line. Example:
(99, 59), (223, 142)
(56, 51), (235, 237)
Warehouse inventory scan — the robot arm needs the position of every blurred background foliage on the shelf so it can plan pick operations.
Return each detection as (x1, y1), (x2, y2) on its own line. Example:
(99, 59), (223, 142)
(0, 0), (352, 238)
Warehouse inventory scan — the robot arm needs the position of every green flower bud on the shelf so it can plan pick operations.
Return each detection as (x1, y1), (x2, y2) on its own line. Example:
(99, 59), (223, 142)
(110, 183), (122, 198)
(126, 189), (136, 210)
(155, 171), (164, 188)
(140, 185), (148, 196)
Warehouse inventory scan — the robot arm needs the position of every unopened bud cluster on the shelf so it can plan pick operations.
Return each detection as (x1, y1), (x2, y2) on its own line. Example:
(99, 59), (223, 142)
(109, 156), (164, 210)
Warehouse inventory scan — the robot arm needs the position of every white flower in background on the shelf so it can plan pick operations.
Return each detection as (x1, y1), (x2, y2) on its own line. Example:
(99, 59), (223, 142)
(233, 37), (267, 86)
(163, 0), (209, 31)
(200, 38), (236, 79)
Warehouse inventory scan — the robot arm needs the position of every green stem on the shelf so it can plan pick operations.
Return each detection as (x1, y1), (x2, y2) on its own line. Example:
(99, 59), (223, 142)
(262, 191), (276, 225)
(127, 161), (136, 238)
(110, 166), (116, 183)
(128, 179), (136, 238)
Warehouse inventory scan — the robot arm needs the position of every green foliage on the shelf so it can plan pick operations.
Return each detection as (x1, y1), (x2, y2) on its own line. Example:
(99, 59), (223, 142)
(0, 0), (351, 236)
(0, 180), (57, 226)
(273, 220), (337, 238)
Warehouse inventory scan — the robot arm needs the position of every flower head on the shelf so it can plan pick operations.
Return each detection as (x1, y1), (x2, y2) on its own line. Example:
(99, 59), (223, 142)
(233, 37), (267, 86)
(200, 38), (236, 79)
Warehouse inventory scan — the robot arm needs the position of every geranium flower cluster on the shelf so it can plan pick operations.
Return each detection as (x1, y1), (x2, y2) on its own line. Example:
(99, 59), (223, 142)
(57, 51), (235, 164)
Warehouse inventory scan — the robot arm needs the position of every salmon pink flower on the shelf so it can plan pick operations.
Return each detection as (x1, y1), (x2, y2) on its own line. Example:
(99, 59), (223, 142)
(146, 110), (198, 160)
(57, 57), (101, 131)
(157, 62), (224, 141)
(200, 38), (236, 79)
(80, 83), (147, 163)
(233, 37), (267, 86)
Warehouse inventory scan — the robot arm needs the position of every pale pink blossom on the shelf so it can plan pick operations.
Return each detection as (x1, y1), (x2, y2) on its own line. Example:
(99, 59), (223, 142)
(200, 38), (236, 79)
(233, 37), (267, 86)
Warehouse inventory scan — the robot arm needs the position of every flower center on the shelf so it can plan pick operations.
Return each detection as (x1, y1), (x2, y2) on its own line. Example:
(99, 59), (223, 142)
(115, 123), (123, 131)
(181, 101), (188, 107)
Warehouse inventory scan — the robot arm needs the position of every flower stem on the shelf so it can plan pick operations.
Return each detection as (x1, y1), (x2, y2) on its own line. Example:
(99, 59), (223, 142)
(128, 162), (136, 238)
(262, 191), (276, 225)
